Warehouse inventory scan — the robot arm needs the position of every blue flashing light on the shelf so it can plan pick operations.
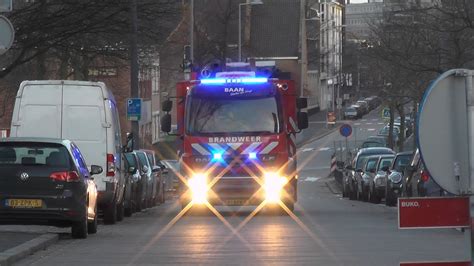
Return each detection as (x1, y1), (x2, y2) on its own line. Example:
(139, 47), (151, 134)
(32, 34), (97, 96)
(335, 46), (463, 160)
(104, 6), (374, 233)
(249, 152), (257, 159)
(213, 152), (223, 160)
(200, 77), (268, 85)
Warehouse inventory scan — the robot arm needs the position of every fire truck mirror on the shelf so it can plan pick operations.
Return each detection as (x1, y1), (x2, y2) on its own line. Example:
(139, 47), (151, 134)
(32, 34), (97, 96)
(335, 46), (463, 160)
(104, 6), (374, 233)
(162, 100), (173, 112)
(297, 112), (309, 130)
(161, 114), (172, 133)
(296, 98), (308, 109)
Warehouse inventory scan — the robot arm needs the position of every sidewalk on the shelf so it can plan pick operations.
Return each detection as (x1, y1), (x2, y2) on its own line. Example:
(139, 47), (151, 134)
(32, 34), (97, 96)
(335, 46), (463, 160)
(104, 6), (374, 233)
(297, 110), (339, 147)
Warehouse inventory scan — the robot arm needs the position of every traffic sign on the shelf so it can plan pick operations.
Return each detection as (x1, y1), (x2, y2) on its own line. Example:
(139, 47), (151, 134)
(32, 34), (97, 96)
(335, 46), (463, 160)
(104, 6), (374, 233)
(127, 98), (142, 121)
(0, 15), (14, 55)
(398, 197), (470, 229)
(339, 124), (352, 137)
(0, 0), (12, 12)
(417, 69), (473, 195)
(382, 107), (390, 120)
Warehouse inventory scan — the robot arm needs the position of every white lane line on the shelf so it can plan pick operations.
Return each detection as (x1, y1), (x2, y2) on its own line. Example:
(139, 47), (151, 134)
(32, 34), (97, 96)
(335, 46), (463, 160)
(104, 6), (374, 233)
(366, 122), (373, 125)
(361, 119), (367, 121)
(303, 177), (321, 182)
(318, 147), (332, 151)
(377, 122), (385, 125)
(367, 128), (376, 131)
(372, 118), (378, 121)
(301, 148), (316, 152)
(354, 123), (361, 126)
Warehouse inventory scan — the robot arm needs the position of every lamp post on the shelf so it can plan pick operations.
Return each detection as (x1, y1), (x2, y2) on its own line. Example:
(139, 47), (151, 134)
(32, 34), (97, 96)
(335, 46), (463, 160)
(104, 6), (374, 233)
(238, 0), (263, 62)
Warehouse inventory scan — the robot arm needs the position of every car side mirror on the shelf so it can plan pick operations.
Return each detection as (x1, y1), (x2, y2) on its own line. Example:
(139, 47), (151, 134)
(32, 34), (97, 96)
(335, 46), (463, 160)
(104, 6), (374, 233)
(90, 165), (103, 176)
(152, 166), (161, 173)
(297, 112), (309, 130)
(162, 100), (173, 112)
(128, 166), (136, 174)
(142, 166), (149, 173)
(161, 114), (172, 133)
(296, 98), (308, 109)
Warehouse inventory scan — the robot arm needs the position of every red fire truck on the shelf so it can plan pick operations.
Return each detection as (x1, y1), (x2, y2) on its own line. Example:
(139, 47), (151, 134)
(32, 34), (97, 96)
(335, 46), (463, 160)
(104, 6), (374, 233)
(160, 70), (308, 211)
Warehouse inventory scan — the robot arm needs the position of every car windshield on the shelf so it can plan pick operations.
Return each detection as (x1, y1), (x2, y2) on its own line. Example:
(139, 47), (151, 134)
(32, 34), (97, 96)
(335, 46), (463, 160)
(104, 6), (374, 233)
(137, 152), (149, 168)
(393, 154), (412, 171)
(186, 96), (280, 134)
(356, 155), (370, 170)
(378, 127), (400, 136)
(345, 108), (356, 112)
(365, 158), (378, 171)
(362, 141), (384, 148)
(0, 142), (70, 167)
(124, 153), (137, 168)
(378, 158), (394, 170)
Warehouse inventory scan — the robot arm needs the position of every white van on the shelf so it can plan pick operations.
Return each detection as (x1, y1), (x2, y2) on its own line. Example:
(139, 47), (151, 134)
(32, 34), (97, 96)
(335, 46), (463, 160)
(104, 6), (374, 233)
(10, 80), (126, 224)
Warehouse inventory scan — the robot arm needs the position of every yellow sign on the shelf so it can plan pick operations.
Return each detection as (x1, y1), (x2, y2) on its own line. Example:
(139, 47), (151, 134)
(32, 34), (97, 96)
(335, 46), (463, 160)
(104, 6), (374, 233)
(327, 111), (336, 125)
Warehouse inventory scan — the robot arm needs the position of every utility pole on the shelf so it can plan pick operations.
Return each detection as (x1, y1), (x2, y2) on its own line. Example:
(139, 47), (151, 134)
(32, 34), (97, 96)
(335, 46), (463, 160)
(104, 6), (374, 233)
(130, 0), (139, 148)
(300, 0), (308, 98)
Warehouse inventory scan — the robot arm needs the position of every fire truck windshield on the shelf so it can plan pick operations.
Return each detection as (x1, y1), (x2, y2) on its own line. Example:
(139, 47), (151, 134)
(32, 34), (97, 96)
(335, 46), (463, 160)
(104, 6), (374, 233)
(186, 96), (281, 134)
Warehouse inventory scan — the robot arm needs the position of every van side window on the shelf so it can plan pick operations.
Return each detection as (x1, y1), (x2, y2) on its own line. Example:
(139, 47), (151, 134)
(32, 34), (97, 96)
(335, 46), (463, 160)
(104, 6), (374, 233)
(109, 100), (122, 150)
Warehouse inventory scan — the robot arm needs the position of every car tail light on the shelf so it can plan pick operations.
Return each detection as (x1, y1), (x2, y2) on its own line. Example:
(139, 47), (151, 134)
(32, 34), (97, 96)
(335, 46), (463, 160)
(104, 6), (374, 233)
(420, 170), (430, 182)
(50, 171), (80, 182)
(107, 154), (115, 177)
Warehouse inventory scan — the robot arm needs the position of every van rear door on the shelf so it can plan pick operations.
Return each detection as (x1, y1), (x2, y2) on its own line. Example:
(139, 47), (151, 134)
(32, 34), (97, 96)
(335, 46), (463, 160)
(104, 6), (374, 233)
(12, 82), (62, 138)
(61, 84), (107, 189)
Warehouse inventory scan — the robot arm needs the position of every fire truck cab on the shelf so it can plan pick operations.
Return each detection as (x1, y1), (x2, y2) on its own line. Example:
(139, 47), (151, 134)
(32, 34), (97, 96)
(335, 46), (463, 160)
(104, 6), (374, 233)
(161, 70), (308, 212)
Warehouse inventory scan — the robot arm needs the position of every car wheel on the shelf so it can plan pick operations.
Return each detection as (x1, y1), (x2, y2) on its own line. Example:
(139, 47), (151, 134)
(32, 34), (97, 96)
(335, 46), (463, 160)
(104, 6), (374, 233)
(116, 199), (124, 222)
(72, 207), (88, 239)
(103, 200), (117, 225)
(87, 204), (98, 234)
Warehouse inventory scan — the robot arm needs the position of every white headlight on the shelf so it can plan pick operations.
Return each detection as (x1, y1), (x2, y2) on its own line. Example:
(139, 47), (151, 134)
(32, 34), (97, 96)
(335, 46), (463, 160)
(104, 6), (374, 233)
(389, 172), (402, 184)
(188, 173), (208, 204)
(264, 172), (287, 203)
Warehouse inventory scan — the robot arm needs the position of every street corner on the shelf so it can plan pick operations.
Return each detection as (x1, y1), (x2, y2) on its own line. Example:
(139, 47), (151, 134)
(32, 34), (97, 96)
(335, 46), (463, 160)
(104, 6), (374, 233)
(0, 233), (58, 266)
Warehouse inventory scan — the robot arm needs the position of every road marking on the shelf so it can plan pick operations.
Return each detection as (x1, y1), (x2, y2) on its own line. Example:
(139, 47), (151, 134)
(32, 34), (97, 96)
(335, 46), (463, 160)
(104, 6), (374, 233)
(303, 177), (321, 182)
(354, 123), (361, 126)
(301, 148), (316, 152)
(318, 147), (331, 151)
(372, 118), (378, 121)
(309, 121), (327, 124)
(367, 128), (376, 131)
(366, 122), (373, 125)
(377, 122), (385, 125)
(361, 119), (367, 121)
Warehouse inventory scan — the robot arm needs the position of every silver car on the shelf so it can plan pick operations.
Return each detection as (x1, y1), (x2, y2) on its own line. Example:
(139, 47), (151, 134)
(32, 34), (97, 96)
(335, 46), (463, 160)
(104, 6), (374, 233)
(368, 155), (395, 204)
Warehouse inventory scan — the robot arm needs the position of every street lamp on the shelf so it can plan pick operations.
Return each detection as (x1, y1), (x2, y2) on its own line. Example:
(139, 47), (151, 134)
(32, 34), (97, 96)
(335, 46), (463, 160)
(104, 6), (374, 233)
(238, 0), (263, 62)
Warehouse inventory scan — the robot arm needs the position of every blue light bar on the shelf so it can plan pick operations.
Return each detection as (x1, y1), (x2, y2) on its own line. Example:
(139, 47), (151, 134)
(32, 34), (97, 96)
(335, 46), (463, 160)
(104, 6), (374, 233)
(248, 152), (257, 159)
(213, 152), (223, 160)
(200, 77), (268, 85)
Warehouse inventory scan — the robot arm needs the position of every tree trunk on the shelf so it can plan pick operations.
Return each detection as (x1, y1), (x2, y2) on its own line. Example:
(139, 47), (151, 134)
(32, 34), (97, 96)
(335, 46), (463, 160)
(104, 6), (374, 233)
(397, 104), (405, 152)
(388, 103), (395, 150)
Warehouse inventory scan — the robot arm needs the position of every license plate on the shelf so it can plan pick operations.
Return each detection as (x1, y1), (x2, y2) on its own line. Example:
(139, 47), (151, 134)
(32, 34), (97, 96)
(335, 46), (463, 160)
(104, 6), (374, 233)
(6, 199), (42, 208)
(224, 199), (246, 206)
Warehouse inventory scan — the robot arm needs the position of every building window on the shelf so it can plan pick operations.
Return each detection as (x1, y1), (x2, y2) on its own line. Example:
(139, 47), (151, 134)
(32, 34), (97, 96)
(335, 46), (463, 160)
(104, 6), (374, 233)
(152, 111), (160, 144)
(152, 66), (160, 95)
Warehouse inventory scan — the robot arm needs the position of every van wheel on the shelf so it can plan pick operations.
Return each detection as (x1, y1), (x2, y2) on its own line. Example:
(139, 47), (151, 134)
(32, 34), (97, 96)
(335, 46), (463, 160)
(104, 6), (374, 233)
(87, 204), (98, 234)
(116, 200), (124, 221)
(72, 208), (88, 239)
(103, 201), (117, 225)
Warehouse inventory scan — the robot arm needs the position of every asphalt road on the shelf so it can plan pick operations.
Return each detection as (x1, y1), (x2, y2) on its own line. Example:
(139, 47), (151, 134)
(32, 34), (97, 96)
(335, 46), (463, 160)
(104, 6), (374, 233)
(16, 110), (467, 265)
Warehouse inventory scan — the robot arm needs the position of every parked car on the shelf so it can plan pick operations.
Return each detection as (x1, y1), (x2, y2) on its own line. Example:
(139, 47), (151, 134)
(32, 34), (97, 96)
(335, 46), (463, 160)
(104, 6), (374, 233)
(351, 105), (364, 117)
(365, 136), (388, 148)
(135, 150), (158, 207)
(356, 100), (369, 114)
(343, 147), (395, 200)
(344, 107), (359, 119)
(403, 149), (448, 197)
(0, 138), (102, 239)
(361, 140), (386, 149)
(368, 155), (395, 204)
(385, 151), (413, 206)
(124, 152), (148, 212)
(364, 97), (377, 110)
(123, 153), (142, 216)
(358, 155), (380, 201)
(142, 149), (166, 205)
(10, 80), (127, 224)
(377, 126), (400, 146)
(161, 160), (180, 193)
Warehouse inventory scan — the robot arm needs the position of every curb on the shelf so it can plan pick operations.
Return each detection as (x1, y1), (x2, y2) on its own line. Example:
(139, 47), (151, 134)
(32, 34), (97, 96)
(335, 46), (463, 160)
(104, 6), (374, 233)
(297, 124), (340, 148)
(325, 178), (342, 195)
(0, 233), (58, 266)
